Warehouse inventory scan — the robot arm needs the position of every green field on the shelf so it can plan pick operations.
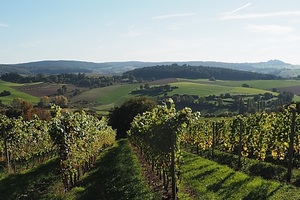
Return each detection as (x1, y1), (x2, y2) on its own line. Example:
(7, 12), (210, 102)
(0, 81), (39, 104)
(168, 82), (278, 96)
(178, 78), (300, 90)
(71, 79), (300, 113)
(73, 84), (139, 104)
(3, 78), (300, 111)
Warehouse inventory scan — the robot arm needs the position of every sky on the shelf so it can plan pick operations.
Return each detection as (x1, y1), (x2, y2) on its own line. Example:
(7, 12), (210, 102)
(1, 0), (300, 64)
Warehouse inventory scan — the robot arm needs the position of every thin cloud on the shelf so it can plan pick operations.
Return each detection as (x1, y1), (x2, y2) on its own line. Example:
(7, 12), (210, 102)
(226, 3), (252, 15)
(244, 24), (294, 35)
(221, 10), (300, 20)
(151, 13), (195, 20)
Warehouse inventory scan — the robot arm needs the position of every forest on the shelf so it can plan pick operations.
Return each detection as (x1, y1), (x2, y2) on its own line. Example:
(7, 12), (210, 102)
(123, 63), (280, 80)
(0, 72), (120, 88)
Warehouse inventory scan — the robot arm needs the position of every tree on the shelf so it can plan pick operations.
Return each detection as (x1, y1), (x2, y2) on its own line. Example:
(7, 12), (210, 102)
(0, 90), (11, 97)
(198, 97), (206, 105)
(263, 92), (273, 100)
(38, 96), (50, 108)
(247, 98), (257, 113)
(52, 95), (68, 108)
(57, 85), (67, 95)
(164, 84), (171, 91)
(62, 85), (67, 94)
(209, 76), (216, 81)
(128, 75), (136, 83)
(108, 97), (156, 139)
(217, 97), (223, 106)
(6, 98), (34, 120)
(144, 83), (150, 90)
(34, 107), (52, 120)
(238, 97), (245, 114)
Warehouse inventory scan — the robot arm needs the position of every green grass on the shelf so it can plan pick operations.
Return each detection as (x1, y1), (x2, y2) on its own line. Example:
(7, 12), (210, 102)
(179, 151), (300, 200)
(73, 84), (140, 105)
(169, 82), (234, 96)
(2, 139), (300, 199)
(97, 84), (140, 104)
(0, 81), (39, 104)
(168, 82), (277, 97)
(75, 79), (298, 113)
(74, 139), (159, 200)
(0, 140), (159, 200)
(69, 79), (300, 114)
(178, 78), (300, 90)
(0, 158), (66, 200)
(4, 81), (44, 87)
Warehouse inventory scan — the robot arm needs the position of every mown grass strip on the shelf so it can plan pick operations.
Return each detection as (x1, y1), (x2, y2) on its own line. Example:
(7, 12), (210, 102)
(179, 151), (300, 200)
(74, 139), (160, 200)
(0, 140), (159, 200)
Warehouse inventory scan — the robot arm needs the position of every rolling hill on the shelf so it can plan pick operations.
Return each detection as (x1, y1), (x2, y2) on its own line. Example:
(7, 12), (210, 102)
(1, 59), (300, 77)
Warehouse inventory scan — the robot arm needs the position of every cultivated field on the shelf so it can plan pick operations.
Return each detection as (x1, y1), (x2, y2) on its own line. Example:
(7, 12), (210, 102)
(3, 78), (300, 112)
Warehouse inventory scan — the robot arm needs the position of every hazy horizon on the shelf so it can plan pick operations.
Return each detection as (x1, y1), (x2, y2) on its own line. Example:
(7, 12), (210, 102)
(1, 58), (294, 66)
(1, 1), (300, 65)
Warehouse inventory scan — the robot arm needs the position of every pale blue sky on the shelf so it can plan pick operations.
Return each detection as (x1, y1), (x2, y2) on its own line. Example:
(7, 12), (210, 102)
(1, 1), (300, 64)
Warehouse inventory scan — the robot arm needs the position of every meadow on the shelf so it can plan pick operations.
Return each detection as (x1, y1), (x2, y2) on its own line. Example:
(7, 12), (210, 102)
(71, 78), (300, 113)
(178, 78), (300, 89)
(2, 78), (300, 113)
(0, 81), (39, 104)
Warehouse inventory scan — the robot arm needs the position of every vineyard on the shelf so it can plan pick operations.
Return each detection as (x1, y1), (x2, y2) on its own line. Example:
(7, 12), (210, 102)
(128, 100), (300, 199)
(0, 106), (116, 191)
(2, 100), (300, 199)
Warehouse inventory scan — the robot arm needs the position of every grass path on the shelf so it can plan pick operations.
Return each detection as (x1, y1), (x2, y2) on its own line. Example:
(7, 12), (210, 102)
(0, 140), (159, 200)
(74, 139), (159, 200)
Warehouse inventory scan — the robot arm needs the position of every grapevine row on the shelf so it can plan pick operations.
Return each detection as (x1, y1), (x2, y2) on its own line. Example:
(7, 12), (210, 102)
(181, 106), (300, 165)
(0, 106), (116, 191)
(129, 102), (300, 196)
(128, 100), (195, 199)
(0, 114), (56, 173)
(49, 106), (116, 190)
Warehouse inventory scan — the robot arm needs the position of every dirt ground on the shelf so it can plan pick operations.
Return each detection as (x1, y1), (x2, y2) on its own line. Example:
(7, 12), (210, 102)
(12, 83), (87, 98)
(276, 85), (300, 96)
(149, 78), (178, 85)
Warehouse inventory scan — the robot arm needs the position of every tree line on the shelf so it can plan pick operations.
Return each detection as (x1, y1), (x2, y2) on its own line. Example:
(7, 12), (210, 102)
(0, 72), (125, 88)
(123, 63), (279, 81)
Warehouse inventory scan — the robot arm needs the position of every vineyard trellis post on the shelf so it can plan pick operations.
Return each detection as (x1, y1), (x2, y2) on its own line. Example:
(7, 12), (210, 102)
(287, 109), (296, 183)
(238, 119), (243, 170)
(211, 121), (216, 159)
(3, 135), (11, 174)
(170, 129), (177, 200)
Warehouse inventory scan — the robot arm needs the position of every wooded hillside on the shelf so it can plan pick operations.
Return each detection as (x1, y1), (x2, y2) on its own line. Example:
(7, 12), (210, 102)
(123, 64), (279, 80)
